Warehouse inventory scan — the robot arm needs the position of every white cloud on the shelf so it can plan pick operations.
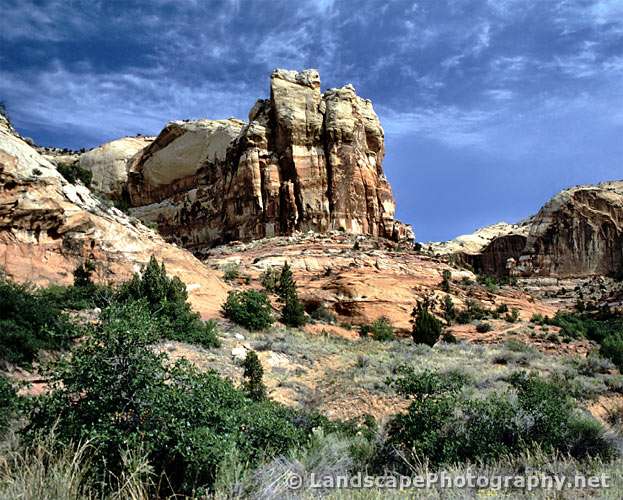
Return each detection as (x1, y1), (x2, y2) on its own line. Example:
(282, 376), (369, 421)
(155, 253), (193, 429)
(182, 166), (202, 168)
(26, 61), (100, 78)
(0, 62), (255, 145)
(380, 105), (497, 148)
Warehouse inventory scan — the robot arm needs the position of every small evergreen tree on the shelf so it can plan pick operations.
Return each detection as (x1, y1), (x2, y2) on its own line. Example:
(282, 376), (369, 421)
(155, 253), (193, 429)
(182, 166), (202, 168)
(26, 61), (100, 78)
(278, 262), (306, 327)
(442, 295), (455, 325)
(73, 258), (96, 288)
(411, 298), (442, 346)
(222, 290), (274, 331)
(440, 269), (452, 293)
(116, 256), (220, 347)
(242, 351), (267, 401)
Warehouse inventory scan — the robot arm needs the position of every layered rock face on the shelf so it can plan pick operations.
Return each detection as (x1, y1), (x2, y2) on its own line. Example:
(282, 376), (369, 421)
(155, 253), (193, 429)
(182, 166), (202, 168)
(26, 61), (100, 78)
(514, 182), (623, 277)
(127, 69), (413, 250)
(0, 114), (227, 317)
(432, 182), (623, 277)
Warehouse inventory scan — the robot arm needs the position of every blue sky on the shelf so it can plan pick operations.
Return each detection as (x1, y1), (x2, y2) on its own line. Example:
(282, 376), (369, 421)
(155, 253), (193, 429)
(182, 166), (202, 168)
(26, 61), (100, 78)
(1, 0), (622, 241)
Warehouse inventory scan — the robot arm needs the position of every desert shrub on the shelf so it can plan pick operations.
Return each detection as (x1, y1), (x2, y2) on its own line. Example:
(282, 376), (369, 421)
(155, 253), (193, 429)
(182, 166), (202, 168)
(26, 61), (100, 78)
(476, 322), (492, 333)
(358, 324), (371, 338)
(260, 267), (280, 292)
(115, 256), (219, 347)
(505, 308), (520, 323)
(25, 300), (338, 495)
(222, 290), (273, 331)
(496, 303), (509, 314)
(309, 303), (337, 324)
(222, 262), (240, 282)
(441, 330), (458, 343)
(380, 370), (613, 472)
(390, 367), (467, 398)
(456, 299), (489, 324)
(578, 352), (615, 376)
(411, 299), (442, 346)
(0, 375), (17, 435)
(369, 317), (394, 341)
(36, 260), (113, 311)
(477, 274), (498, 292)
(601, 334), (623, 371)
(440, 270), (452, 293)
(277, 263), (306, 327)
(0, 278), (79, 365)
(530, 312), (546, 324)
(442, 295), (455, 324)
(242, 351), (267, 401)
(57, 163), (93, 186)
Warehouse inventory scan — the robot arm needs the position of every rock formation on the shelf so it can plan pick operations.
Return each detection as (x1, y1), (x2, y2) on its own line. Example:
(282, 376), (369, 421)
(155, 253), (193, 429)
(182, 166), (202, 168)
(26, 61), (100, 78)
(514, 182), (623, 277)
(433, 182), (623, 277)
(79, 136), (153, 198)
(0, 113), (227, 317)
(127, 69), (413, 250)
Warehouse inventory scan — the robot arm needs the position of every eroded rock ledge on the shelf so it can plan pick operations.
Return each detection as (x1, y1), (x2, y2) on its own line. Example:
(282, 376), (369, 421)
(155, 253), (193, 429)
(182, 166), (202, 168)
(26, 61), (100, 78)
(127, 69), (414, 250)
(428, 181), (623, 278)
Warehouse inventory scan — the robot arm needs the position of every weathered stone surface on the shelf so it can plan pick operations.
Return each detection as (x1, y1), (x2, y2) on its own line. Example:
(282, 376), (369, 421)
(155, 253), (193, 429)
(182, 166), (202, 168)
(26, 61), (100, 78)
(79, 136), (153, 197)
(127, 69), (413, 250)
(515, 181), (623, 277)
(127, 119), (244, 206)
(431, 182), (623, 277)
(0, 114), (228, 318)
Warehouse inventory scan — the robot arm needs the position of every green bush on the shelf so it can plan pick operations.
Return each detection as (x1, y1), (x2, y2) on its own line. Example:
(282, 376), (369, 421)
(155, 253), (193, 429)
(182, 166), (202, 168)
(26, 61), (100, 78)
(277, 263), (306, 327)
(411, 299), (442, 346)
(0, 278), (79, 365)
(505, 308), (520, 323)
(601, 334), (623, 371)
(222, 290), (273, 331)
(440, 270), (452, 293)
(242, 351), (267, 401)
(380, 370), (613, 473)
(57, 163), (93, 186)
(115, 256), (219, 348)
(0, 375), (17, 435)
(25, 300), (331, 495)
(456, 299), (490, 324)
(309, 303), (337, 324)
(442, 295), (455, 324)
(476, 322), (492, 333)
(496, 303), (509, 314)
(477, 274), (499, 292)
(222, 262), (240, 282)
(390, 367), (467, 398)
(369, 317), (394, 341)
(34, 261), (113, 311)
(260, 267), (280, 292)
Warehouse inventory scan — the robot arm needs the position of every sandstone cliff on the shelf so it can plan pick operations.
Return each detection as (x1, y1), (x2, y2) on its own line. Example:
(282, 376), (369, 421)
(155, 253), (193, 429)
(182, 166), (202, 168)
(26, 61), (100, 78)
(0, 113), (227, 317)
(80, 136), (154, 198)
(514, 181), (623, 277)
(127, 69), (413, 250)
(433, 182), (623, 277)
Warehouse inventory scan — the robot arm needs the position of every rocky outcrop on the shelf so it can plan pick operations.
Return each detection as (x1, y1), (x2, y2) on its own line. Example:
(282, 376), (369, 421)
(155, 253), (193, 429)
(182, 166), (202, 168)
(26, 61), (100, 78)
(514, 182), (623, 277)
(432, 182), (623, 277)
(127, 69), (413, 250)
(79, 136), (153, 198)
(0, 113), (227, 317)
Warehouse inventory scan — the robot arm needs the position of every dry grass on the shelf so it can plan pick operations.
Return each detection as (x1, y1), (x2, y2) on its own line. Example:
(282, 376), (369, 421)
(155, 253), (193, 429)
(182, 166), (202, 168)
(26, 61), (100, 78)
(0, 429), (153, 500)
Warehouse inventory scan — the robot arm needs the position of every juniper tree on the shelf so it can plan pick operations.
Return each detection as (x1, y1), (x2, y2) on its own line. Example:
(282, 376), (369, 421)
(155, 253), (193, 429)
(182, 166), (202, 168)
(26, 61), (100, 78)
(277, 262), (306, 327)
(411, 298), (443, 346)
(242, 350), (267, 401)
